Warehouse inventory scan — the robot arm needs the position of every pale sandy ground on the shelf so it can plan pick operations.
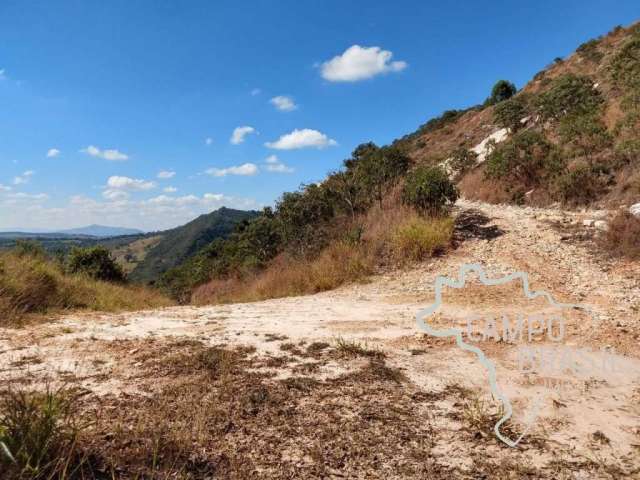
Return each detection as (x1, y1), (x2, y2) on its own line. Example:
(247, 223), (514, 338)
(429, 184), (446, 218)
(1, 199), (639, 477)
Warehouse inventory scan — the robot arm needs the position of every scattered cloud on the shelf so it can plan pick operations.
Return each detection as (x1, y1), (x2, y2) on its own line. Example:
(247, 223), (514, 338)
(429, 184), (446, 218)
(320, 45), (407, 82)
(106, 176), (155, 191)
(205, 163), (259, 177)
(13, 170), (35, 185)
(4, 192), (48, 203)
(163, 186), (177, 193)
(157, 170), (176, 179)
(0, 190), (258, 232)
(250, 88), (261, 96)
(46, 148), (60, 158)
(230, 126), (256, 145)
(102, 189), (129, 201)
(270, 95), (298, 112)
(205, 137), (213, 146)
(81, 145), (129, 161)
(0, 184), (11, 192)
(264, 155), (294, 173)
(0, 69), (6, 80)
(265, 128), (337, 150)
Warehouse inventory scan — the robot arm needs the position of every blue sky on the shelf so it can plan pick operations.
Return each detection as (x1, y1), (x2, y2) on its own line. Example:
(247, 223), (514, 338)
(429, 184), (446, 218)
(1, 1), (638, 231)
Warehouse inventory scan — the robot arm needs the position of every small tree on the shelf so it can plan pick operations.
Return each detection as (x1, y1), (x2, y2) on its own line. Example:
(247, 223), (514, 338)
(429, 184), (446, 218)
(448, 147), (478, 177)
(66, 246), (125, 282)
(402, 166), (458, 215)
(493, 95), (529, 131)
(487, 80), (517, 105)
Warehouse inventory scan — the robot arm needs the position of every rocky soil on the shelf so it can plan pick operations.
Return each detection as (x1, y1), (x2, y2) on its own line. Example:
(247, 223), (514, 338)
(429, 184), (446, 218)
(1, 199), (639, 479)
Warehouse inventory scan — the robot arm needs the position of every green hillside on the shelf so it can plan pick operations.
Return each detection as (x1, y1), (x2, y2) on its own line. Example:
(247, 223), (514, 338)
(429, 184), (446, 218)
(128, 207), (258, 284)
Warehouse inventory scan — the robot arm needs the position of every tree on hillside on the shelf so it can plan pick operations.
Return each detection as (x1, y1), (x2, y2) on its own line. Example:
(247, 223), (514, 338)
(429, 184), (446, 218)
(402, 166), (458, 215)
(487, 80), (517, 105)
(66, 246), (125, 282)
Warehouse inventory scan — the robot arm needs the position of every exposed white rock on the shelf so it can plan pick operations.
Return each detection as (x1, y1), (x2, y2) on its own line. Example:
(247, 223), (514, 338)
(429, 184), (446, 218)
(472, 128), (510, 163)
(594, 220), (608, 231)
(629, 203), (640, 218)
(583, 219), (594, 227)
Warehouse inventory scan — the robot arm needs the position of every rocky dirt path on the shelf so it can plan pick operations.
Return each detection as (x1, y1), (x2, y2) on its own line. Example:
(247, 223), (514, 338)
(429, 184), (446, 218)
(2, 199), (639, 478)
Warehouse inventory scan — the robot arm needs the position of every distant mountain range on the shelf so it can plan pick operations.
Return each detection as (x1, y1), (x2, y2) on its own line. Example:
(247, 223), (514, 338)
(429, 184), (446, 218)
(57, 225), (144, 237)
(0, 224), (143, 239)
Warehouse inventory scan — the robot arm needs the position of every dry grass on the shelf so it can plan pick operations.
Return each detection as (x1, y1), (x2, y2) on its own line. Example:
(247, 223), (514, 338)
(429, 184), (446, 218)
(0, 251), (172, 325)
(193, 204), (455, 305)
(458, 168), (512, 204)
(599, 210), (640, 259)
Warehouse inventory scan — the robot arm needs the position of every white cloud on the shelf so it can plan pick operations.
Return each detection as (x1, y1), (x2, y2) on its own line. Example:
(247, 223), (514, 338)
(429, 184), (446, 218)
(13, 170), (35, 185)
(270, 95), (298, 112)
(320, 45), (407, 82)
(264, 155), (294, 173)
(81, 145), (129, 161)
(102, 189), (129, 201)
(250, 88), (261, 96)
(163, 186), (177, 193)
(203, 193), (224, 202)
(205, 137), (213, 146)
(5, 192), (48, 202)
(205, 163), (259, 177)
(106, 176), (155, 191)
(230, 126), (256, 145)
(0, 69), (6, 80)
(0, 191), (259, 231)
(265, 128), (337, 150)
(0, 184), (11, 192)
(157, 170), (176, 179)
(46, 148), (60, 158)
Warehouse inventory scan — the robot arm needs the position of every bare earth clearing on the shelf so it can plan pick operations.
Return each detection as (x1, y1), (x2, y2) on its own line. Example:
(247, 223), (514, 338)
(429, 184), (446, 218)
(2, 200), (639, 479)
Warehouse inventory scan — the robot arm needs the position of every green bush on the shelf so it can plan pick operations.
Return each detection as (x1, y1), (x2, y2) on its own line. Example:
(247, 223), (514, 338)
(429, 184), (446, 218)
(610, 35), (640, 90)
(66, 246), (125, 282)
(576, 38), (604, 63)
(535, 74), (603, 120)
(13, 240), (46, 258)
(448, 146), (478, 176)
(402, 166), (458, 215)
(558, 113), (612, 162)
(485, 130), (564, 187)
(493, 95), (529, 131)
(554, 164), (609, 205)
(486, 80), (517, 105)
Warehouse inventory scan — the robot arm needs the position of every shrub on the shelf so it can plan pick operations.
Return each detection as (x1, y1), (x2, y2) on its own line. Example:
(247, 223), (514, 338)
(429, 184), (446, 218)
(535, 74), (603, 120)
(576, 38), (604, 63)
(558, 113), (612, 162)
(599, 211), (640, 259)
(402, 166), (458, 215)
(615, 139), (640, 164)
(610, 35), (640, 90)
(485, 130), (564, 187)
(66, 246), (125, 282)
(554, 164), (609, 205)
(391, 216), (454, 262)
(493, 95), (529, 131)
(448, 147), (478, 177)
(13, 240), (46, 258)
(486, 80), (517, 105)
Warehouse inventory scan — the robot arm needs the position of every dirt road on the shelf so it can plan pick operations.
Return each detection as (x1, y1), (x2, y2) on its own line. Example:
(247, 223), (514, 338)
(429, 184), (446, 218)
(2, 200), (639, 478)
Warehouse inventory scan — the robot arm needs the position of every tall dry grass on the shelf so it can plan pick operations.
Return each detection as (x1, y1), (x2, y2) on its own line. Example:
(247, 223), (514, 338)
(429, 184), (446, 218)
(193, 204), (454, 305)
(0, 251), (172, 325)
